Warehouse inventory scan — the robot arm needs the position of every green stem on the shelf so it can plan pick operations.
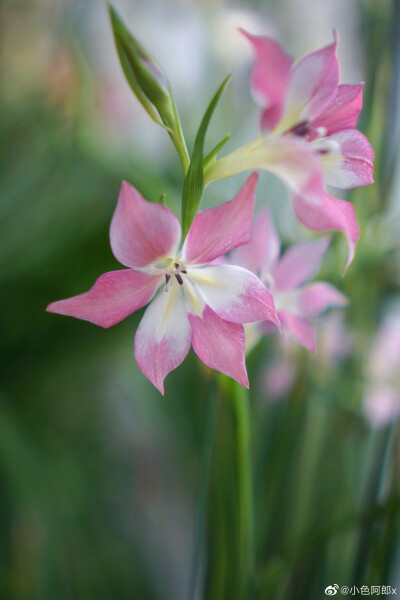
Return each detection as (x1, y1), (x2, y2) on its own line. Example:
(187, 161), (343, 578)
(351, 424), (394, 586)
(168, 95), (190, 175)
(168, 128), (190, 176)
(189, 379), (218, 600)
(231, 379), (254, 596)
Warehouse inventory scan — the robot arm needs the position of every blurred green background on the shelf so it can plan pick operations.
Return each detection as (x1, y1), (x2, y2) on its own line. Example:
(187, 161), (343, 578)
(1, 0), (400, 598)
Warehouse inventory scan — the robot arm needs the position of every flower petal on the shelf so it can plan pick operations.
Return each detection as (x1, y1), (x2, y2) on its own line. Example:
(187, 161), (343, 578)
(240, 29), (293, 132)
(188, 264), (280, 327)
(189, 305), (249, 387)
(47, 269), (162, 328)
(320, 129), (374, 189)
(273, 236), (331, 292)
(134, 282), (191, 394)
(279, 36), (339, 130)
(182, 173), (258, 264)
(291, 175), (360, 271)
(296, 282), (348, 318)
(279, 310), (316, 352)
(110, 181), (181, 268)
(262, 136), (322, 193)
(311, 83), (364, 136)
(364, 384), (400, 428)
(204, 135), (321, 193)
(231, 207), (281, 280)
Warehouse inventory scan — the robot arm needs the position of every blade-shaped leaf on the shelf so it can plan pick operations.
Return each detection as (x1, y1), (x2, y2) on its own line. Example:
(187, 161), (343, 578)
(182, 75), (231, 238)
(203, 134), (232, 168)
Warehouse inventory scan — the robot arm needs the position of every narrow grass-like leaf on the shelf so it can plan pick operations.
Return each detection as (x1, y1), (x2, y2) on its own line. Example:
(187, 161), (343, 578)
(203, 134), (232, 169)
(181, 75), (231, 238)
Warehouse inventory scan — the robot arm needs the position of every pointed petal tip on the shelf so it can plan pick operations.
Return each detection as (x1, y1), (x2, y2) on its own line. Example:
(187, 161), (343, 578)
(332, 29), (339, 45)
(342, 250), (355, 275)
(238, 27), (252, 39)
(155, 381), (165, 395)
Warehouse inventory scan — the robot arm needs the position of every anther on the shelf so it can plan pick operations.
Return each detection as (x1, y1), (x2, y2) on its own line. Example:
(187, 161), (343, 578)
(174, 262), (180, 269)
(287, 120), (311, 137)
(175, 274), (184, 285)
(165, 274), (171, 284)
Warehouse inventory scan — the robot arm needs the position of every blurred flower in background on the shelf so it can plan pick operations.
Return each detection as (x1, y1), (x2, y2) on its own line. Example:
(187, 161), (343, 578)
(364, 304), (400, 427)
(232, 208), (347, 352)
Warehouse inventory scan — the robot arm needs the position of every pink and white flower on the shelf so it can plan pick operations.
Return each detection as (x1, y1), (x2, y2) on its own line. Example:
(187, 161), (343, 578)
(205, 31), (374, 269)
(363, 307), (400, 427)
(47, 175), (280, 393)
(231, 208), (347, 352)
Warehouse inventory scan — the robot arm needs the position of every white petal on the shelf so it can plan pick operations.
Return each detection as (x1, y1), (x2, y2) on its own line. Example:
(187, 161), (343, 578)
(134, 281), (191, 394)
(187, 264), (280, 327)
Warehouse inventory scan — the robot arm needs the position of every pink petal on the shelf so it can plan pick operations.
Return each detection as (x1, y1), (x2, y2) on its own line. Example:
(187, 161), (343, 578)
(189, 305), (249, 387)
(203, 135), (321, 194)
(263, 356), (297, 400)
(296, 282), (348, 318)
(240, 29), (293, 132)
(279, 310), (316, 352)
(188, 264), (280, 328)
(47, 269), (162, 328)
(273, 236), (331, 292)
(291, 175), (360, 271)
(283, 36), (339, 125)
(182, 173), (259, 264)
(110, 181), (181, 268)
(261, 136), (322, 194)
(231, 207), (281, 278)
(311, 83), (364, 136)
(322, 129), (374, 189)
(364, 384), (400, 428)
(134, 283), (192, 394)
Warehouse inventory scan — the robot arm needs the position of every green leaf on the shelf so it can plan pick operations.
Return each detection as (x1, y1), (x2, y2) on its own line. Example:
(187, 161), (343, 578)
(203, 134), (231, 168)
(181, 75), (231, 239)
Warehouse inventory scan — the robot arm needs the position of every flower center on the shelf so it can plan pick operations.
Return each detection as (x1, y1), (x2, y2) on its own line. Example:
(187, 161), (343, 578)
(310, 138), (341, 156)
(285, 119), (312, 138)
(164, 260), (187, 290)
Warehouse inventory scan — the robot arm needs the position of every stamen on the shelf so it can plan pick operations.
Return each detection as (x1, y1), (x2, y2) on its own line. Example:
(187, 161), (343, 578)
(165, 274), (171, 284)
(175, 273), (184, 285)
(181, 269), (187, 274)
(174, 262), (180, 269)
(312, 139), (341, 156)
(286, 120), (311, 137)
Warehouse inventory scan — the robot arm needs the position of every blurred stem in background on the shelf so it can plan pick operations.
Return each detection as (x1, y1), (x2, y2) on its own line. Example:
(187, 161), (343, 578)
(189, 378), (218, 600)
(203, 376), (254, 600)
(229, 379), (255, 597)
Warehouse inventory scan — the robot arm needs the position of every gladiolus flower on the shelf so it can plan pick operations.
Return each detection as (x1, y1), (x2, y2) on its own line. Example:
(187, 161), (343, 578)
(205, 31), (374, 269)
(47, 175), (280, 393)
(231, 208), (347, 352)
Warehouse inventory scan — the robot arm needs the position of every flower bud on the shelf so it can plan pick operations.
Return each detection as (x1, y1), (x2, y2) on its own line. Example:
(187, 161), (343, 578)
(108, 3), (175, 129)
